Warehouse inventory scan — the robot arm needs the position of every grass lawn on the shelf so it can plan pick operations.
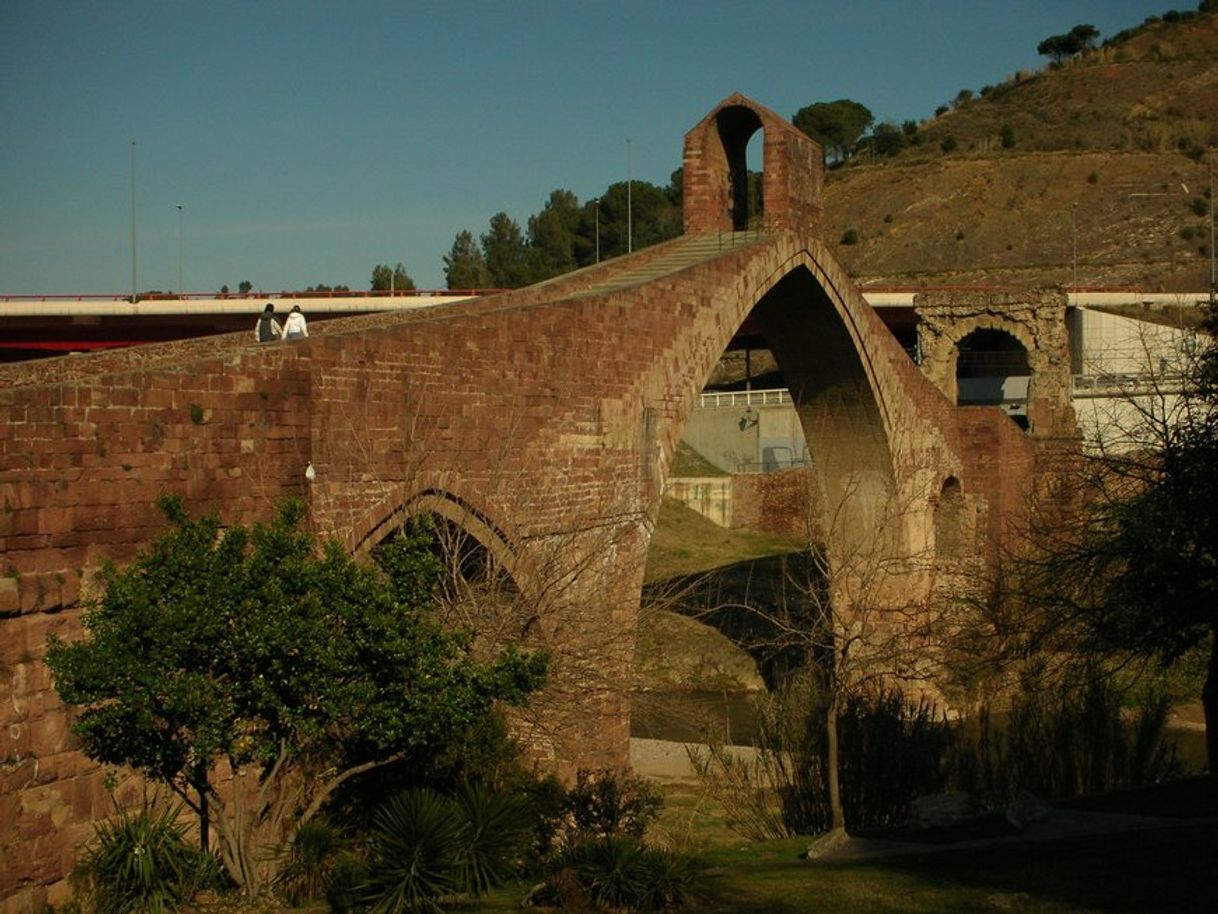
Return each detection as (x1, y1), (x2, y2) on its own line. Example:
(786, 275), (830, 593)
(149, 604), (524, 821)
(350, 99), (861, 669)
(690, 823), (1218, 913)
(644, 497), (803, 583)
(452, 821), (1218, 914)
(450, 776), (1218, 914)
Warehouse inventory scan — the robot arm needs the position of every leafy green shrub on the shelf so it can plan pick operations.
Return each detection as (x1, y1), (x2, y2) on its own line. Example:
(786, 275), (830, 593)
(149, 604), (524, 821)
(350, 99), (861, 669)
(517, 768), (691, 910)
(840, 228), (859, 245)
(950, 672), (1181, 804)
(358, 782), (542, 912)
(561, 769), (663, 845)
(325, 855), (370, 914)
(518, 774), (567, 870)
(273, 819), (347, 906)
(73, 804), (221, 914)
(940, 136), (958, 153)
(1001, 124), (1016, 148)
(543, 838), (701, 912)
(694, 679), (955, 838)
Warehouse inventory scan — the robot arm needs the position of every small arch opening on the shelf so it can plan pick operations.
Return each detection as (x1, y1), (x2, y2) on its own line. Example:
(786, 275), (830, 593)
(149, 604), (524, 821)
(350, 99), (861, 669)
(366, 501), (535, 653)
(955, 327), (1031, 430)
(423, 515), (534, 646)
(934, 476), (969, 559)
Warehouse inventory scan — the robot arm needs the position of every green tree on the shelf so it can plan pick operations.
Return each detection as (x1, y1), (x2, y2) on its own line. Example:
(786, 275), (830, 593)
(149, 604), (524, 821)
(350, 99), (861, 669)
(481, 212), (534, 288)
(863, 122), (906, 158)
(443, 230), (493, 290)
(238, 280), (253, 294)
(371, 262), (416, 292)
(593, 181), (681, 259)
(792, 99), (874, 164)
(528, 189), (582, 280)
(46, 497), (546, 894)
(1038, 23), (1099, 62)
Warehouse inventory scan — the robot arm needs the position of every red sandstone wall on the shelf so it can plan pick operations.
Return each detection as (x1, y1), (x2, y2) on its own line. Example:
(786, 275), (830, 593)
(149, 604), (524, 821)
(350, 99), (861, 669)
(730, 469), (820, 540)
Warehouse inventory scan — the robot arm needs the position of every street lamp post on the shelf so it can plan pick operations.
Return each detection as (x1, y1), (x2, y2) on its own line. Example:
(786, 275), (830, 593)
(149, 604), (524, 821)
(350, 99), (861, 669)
(176, 204), (183, 295)
(130, 141), (137, 303)
(593, 198), (600, 264)
(1210, 160), (1215, 306)
(626, 138), (633, 254)
(1128, 181), (1195, 293)
(1071, 202), (1078, 289)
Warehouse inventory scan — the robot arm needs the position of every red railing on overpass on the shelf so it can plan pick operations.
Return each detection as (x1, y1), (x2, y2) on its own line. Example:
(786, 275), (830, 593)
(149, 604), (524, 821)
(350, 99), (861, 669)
(0, 340), (142, 351)
(0, 289), (507, 302)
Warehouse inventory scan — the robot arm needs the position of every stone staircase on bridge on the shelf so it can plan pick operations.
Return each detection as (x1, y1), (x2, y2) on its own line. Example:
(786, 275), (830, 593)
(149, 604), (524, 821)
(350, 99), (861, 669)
(570, 230), (768, 298)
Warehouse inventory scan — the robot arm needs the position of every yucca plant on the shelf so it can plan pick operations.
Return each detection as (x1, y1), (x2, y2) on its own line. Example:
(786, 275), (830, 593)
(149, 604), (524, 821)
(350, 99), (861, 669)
(451, 783), (530, 896)
(363, 788), (462, 914)
(74, 803), (219, 914)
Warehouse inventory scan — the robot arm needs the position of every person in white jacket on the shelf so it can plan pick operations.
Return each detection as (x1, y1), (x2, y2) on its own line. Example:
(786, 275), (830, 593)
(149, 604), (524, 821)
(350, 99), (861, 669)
(282, 305), (309, 339)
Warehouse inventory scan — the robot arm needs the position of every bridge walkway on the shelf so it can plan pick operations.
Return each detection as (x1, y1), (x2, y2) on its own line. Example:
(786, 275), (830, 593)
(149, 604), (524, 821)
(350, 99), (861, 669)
(570, 231), (768, 299)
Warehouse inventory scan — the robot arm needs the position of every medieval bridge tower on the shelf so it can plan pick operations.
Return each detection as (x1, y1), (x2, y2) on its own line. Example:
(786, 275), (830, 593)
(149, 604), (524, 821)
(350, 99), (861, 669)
(1, 94), (1054, 910)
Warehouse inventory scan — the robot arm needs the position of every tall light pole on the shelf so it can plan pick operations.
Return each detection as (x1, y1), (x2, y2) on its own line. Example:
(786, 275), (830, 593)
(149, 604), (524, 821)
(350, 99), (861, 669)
(1209, 160), (1215, 306)
(1129, 182), (1194, 292)
(1071, 202), (1078, 289)
(593, 198), (600, 263)
(130, 141), (138, 303)
(626, 138), (633, 254)
(176, 204), (183, 295)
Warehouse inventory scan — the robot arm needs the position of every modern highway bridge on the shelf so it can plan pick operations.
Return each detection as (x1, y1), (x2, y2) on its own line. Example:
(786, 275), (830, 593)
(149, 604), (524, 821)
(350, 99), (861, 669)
(1, 287), (1208, 362)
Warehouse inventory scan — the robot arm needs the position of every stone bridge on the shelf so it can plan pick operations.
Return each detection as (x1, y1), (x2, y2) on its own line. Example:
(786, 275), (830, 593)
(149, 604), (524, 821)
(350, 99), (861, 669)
(0, 94), (1067, 910)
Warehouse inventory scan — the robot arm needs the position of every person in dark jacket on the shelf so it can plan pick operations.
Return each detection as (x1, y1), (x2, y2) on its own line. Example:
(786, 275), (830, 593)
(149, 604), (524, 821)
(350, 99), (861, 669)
(255, 303), (282, 342)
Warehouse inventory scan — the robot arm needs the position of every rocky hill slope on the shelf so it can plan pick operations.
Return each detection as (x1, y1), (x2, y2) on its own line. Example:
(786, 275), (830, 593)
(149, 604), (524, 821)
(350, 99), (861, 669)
(821, 9), (1218, 292)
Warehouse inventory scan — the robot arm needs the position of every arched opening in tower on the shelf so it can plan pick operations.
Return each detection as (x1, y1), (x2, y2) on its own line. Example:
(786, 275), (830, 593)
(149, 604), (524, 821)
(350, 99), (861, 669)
(715, 105), (766, 230)
(955, 327), (1032, 430)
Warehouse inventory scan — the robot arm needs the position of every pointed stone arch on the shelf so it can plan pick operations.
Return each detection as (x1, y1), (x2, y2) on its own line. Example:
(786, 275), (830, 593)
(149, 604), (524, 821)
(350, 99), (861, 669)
(350, 484), (524, 588)
(652, 239), (917, 566)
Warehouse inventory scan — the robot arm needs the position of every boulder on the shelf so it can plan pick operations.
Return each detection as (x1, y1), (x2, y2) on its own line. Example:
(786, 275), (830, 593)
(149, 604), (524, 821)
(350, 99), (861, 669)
(904, 791), (981, 829)
(1005, 789), (1051, 830)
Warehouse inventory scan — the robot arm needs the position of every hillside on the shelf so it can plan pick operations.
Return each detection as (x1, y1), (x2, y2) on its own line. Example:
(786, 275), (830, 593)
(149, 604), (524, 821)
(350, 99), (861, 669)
(821, 9), (1218, 292)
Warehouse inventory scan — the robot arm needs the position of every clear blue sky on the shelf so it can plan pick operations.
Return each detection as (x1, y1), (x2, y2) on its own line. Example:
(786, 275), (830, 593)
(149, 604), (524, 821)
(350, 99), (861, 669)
(0, 0), (1176, 294)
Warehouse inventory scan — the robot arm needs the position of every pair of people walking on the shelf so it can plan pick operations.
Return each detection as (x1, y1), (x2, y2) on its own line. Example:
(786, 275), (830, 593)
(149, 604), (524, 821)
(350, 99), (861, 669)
(255, 303), (308, 342)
